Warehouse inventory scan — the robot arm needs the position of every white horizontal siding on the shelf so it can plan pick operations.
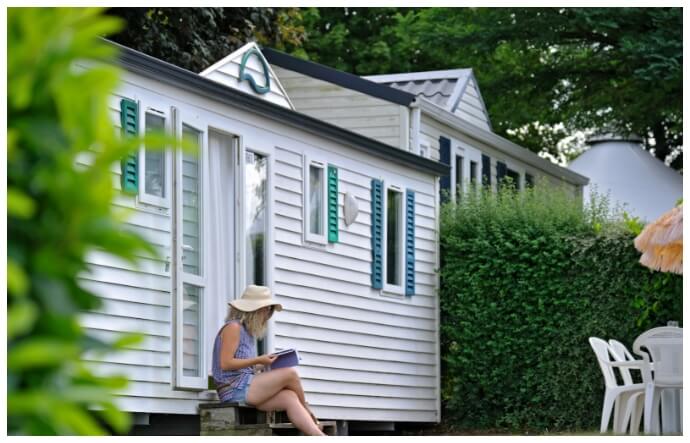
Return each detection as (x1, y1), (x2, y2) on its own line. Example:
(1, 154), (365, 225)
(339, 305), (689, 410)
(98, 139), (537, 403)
(454, 78), (492, 131)
(272, 144), (439, 422)
(273, 66), (404, 150)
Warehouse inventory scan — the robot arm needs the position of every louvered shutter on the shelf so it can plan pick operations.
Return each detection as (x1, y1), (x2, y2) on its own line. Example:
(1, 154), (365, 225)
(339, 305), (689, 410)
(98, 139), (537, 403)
(327, 165), (339, 243)
(439, 136), (451, 202)
(370, 179), (383, 289)
(119, 98), (139, 195)
(482, 154), (491, 187)
(496, 161), (507, 186)
(405, 189), (415, 296)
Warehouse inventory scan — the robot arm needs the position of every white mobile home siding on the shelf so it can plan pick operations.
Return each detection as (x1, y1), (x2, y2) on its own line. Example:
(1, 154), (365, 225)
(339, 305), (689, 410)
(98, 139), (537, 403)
(453, 77), (492, 131)
(77, 67), (440, 422)
(272, 66), (409, 150)
(272, 143), (439, 422)
(420, 115), (581, 195)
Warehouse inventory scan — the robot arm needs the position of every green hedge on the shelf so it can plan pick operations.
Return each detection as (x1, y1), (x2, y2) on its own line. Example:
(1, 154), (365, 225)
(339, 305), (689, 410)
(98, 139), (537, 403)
(439, 184), (682, 432)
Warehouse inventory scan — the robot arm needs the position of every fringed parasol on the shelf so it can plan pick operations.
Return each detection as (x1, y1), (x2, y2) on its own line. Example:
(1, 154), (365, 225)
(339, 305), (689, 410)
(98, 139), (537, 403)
(634, 204), (683, 274)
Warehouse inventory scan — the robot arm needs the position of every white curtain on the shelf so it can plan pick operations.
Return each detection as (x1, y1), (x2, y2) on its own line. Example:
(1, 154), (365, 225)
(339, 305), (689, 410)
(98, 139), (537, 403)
(205, 131), (235, 374)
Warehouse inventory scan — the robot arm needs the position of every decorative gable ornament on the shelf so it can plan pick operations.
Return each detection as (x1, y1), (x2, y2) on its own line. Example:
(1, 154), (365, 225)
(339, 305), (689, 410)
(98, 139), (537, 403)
(199, 41), (294, 109)
(239, 47), (271, 94)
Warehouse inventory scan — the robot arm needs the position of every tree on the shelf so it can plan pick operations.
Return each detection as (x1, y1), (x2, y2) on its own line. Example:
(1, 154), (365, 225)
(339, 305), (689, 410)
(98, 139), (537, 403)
(298, 8), (682, 170)
(108, 7), (306, 73)
(8, 7), (159, 434)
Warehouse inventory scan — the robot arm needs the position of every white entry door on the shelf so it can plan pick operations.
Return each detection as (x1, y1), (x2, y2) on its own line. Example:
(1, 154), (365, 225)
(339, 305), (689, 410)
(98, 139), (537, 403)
(171, 108), (209, 391)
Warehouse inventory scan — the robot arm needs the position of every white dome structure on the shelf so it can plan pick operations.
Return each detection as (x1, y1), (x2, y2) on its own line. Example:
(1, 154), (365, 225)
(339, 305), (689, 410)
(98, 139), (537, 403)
(568, 134), (682, 222)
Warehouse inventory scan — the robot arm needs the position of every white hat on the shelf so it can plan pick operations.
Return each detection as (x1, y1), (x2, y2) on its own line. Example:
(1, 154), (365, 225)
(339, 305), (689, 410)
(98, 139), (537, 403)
(229, 285), (283, 313)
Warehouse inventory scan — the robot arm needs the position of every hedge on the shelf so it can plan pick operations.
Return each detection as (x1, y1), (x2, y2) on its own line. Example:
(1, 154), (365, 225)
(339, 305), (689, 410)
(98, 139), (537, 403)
(439, 183), (682, 432)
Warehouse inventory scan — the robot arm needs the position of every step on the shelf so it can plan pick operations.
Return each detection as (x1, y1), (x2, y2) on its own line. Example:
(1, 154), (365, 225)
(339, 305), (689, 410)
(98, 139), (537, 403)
(270, 420), (338, 436)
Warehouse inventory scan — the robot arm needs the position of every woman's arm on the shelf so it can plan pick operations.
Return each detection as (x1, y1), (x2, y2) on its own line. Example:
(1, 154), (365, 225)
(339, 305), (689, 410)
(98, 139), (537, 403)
(220, 323), (278, 371)
(220, 323), (259, 371)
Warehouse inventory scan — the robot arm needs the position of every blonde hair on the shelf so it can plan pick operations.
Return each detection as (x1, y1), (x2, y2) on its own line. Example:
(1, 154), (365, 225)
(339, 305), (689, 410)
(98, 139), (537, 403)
(225, 306), (268, 338)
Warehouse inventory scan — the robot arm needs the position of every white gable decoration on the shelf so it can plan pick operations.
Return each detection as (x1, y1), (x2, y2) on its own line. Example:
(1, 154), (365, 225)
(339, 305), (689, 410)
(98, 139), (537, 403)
(200, 41), (295, 109)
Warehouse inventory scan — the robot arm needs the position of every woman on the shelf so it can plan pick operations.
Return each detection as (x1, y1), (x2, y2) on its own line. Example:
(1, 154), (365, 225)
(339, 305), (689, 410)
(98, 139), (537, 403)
(212, 285), (325, 436)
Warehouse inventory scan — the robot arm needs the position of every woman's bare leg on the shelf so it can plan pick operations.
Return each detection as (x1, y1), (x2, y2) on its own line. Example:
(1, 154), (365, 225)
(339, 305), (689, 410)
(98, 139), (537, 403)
(247, 367), (307, 406)
(254, 389), (325, 436)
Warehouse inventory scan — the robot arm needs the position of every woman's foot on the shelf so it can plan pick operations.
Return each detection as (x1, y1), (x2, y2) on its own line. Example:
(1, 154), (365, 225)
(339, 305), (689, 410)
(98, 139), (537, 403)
(303, 401), (320, 427)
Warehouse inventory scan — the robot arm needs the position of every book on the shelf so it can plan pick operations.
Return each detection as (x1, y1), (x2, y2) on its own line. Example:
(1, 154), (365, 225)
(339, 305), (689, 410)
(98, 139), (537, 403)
(268, 348), (300, 370)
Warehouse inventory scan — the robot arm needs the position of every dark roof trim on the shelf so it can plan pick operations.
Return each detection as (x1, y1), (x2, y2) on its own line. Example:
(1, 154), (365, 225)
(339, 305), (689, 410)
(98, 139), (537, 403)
(262, 47), (416, 107)
(109, 41), (448, 177)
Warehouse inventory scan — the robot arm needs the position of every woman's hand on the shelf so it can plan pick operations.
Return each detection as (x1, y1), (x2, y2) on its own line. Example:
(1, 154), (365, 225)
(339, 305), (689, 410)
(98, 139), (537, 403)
(256, 353), (278, 366)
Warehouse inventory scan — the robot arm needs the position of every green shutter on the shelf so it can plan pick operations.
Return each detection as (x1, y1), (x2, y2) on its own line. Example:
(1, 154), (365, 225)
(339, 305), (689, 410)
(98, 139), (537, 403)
(119, 98), (139, 195)
(327, 165), (339, 243)
(405, 189), (415, 296)
(371, 179), (383, 289)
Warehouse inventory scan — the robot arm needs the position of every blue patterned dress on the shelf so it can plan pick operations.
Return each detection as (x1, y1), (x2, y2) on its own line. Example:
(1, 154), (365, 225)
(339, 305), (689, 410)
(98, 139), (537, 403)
(212, 320), (256, 403)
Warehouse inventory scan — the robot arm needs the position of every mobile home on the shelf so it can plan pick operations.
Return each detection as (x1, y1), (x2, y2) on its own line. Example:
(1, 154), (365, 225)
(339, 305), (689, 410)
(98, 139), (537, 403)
(79, 42), (447, 433)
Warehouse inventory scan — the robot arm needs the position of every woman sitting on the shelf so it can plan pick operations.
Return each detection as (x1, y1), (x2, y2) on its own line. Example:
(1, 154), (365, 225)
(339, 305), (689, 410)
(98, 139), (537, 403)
(211, 285), (325, 436)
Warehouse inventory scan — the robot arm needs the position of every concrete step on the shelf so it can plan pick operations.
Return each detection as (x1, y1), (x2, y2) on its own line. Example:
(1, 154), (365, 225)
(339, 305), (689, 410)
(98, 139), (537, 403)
(270, 420), (338, 436)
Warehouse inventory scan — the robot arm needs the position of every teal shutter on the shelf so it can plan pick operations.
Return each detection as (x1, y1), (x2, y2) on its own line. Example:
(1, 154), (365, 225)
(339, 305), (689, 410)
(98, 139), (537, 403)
(405, 189), (415, 296)
(327, 165), (339, 243)
(371, 179), (383, 289)
(119, 98), (139, 195)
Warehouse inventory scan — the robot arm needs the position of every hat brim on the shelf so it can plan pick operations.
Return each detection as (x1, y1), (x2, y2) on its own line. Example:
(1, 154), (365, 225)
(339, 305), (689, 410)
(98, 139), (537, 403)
(228, 299), (283, 313)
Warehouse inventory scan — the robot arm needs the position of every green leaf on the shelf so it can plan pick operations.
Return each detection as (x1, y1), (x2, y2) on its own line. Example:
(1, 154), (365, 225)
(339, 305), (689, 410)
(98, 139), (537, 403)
(7, 301), (39, 340)
(7, 259), (29, 298)
(8, 338), (80, 370)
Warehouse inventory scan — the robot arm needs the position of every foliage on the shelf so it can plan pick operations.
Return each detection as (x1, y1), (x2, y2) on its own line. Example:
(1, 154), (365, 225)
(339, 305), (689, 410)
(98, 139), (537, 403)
(298, 7), (682, 170)
(439, 183), (682, 432)
(7, 7), (161, 435)
(108, 7), (307, 72)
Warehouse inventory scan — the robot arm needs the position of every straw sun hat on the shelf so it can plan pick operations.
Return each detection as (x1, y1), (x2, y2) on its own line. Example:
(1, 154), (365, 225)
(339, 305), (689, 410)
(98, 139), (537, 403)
(229, 285), (283, 313)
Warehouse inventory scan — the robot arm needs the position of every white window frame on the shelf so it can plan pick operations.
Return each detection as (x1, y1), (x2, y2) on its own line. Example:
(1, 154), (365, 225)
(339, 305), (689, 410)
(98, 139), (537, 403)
(303, 156), (328, 245)
(137, 102), (172, 209)
(171, 107), (209, 391)
(382, 182), (406, 296)
(451, 141), (482, 202)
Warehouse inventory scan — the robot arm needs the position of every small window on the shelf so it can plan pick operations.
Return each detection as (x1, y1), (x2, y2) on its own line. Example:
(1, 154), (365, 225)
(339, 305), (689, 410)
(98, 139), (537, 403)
(139, 109), (170, 208)
(304, 158), (327, 244)
(455, 155), (464, 201)
(506, 168), (521, 191)
(385, 185), (404, 292)
(470, 161), (478, 185)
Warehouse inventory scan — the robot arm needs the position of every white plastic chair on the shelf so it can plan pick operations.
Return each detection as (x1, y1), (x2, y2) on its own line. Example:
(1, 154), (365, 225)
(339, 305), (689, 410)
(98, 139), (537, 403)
(589, 337), (646, 434)
(608, 339), (647, 434)
(632, 326), (683, 435)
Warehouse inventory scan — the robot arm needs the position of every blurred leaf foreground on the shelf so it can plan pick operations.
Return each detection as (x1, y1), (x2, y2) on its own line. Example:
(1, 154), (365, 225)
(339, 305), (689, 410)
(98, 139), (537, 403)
(8, 7), (162, 435)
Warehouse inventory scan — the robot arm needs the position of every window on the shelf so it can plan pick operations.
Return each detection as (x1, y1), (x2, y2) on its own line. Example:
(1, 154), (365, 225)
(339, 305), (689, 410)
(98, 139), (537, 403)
(384, 185), (404, 293)
(506, 168), (521, 190)
(172, 118), (208, 390)
(245, 151), (267, 286)
(138, 107), (170, 208)
(304, 158), (327, 244)
(470, 161), (478, 187)
(455, 155), (464, 201)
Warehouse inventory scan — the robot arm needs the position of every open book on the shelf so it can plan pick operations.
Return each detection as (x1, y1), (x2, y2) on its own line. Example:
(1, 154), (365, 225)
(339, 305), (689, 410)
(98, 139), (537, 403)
(268, 348), (300, 370)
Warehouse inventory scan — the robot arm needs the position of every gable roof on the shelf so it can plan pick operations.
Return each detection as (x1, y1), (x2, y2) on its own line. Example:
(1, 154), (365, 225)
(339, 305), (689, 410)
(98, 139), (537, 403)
(262, 47), (417, 106)
(199, 42), (295, 110)
(364, 69), (492, 130)
(108, 40), (448, 177)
